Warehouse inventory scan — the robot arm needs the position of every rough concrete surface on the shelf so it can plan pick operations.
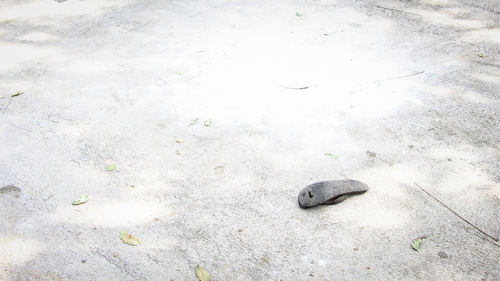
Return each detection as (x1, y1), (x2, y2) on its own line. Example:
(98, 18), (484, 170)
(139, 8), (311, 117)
(0, 0), (499, 280)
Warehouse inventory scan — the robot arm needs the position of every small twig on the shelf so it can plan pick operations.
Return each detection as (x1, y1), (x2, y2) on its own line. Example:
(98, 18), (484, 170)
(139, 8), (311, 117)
(415, 183), (499, 244)
(323, 31), (337, 36)
(376, 5), (419, 16)
(146, 253), (160, 263)
(2, 98), (11, 114)
(385, 71), (424, 81)
(43, 194), (55, 201)
(281, 85), (310, 90)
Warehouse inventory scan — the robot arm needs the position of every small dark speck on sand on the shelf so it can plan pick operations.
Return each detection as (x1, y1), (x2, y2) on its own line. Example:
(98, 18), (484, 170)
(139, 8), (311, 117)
(438, 251), (448, 259)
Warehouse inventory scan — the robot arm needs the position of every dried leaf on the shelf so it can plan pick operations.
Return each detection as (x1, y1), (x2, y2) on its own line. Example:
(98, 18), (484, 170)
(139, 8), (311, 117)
(477, 53), (484, 58)
(106, 164), (116, 171)
(204, 119), (212, 127)
(11, 92), (24, 97)
(72, 195), (89, 205)
(324, 153), (339, 158)
(189, 118), (199, 126)
(412, 237), (425, 251)
(195, 265), (211, 281)
(120, 231), (141, 246)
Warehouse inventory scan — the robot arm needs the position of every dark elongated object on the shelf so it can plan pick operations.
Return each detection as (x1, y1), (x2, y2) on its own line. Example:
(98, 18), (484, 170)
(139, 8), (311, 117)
(298, 180), (369, 209)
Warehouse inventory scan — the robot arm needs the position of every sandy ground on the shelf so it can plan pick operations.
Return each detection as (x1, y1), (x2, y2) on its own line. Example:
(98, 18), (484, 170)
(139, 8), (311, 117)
(0, 0), (499, 280)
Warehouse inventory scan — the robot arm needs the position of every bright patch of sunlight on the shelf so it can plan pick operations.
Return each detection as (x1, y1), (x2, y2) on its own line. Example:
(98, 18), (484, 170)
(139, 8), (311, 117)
(462, 28), (500, 44)
(425, 145), (480, 161)
(432, 163), (492, 194)
(421, 85), (494, 104)
(0, 43), (60, 71)
(0, 236), (43, 266)
(18, 32), (58, 42)
(338, 204), (409, 229)
(471, 72), (500, 85)
(407, 8), (485, 29)
(355, 164), (427, 199)
(420, 0), (454, 5)
(0, 0), (133, 21)
(51, 200), (171, 227)
(162, 16), (422, 131)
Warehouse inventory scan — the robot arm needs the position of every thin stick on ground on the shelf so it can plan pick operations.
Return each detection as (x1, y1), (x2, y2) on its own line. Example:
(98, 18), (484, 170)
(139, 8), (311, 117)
(385, 71), (424, 81)
(280, 85), (310, 90)
(2, 98), (11, 114)
(415, 183), (499, 244)
(376, 5), (419, 16)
